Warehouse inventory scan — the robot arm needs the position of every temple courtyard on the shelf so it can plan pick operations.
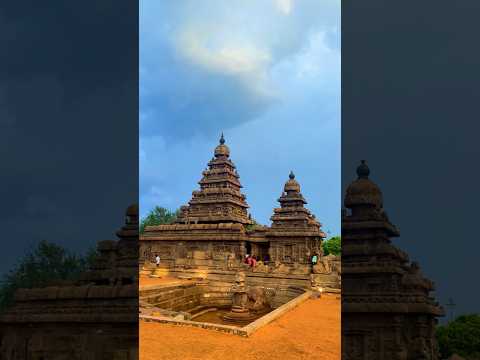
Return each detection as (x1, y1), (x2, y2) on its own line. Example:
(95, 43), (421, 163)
(139, 276), (340, 360)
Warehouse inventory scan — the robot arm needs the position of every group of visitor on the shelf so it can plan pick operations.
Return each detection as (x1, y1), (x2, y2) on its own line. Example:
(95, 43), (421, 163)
(244, 254), (258, 267)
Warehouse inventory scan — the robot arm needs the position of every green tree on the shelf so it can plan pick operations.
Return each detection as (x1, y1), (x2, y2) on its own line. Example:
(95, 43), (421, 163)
(436, 314), (480, 359)
(140, 206), (180, 233)
(245, 217), (261, 231)
(322, 236), (341, 256)
(0, 240), (97, 311)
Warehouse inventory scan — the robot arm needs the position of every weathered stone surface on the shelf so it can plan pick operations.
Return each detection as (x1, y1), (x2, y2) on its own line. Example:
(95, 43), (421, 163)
(342, 161), (443, 360)
(0, 205), (139, 359)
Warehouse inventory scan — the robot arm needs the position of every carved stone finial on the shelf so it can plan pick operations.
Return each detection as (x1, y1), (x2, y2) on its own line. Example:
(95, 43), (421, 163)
(220, 132), (225, 145)
(289, 171), (295, 180)
(356, 160), (370, 179)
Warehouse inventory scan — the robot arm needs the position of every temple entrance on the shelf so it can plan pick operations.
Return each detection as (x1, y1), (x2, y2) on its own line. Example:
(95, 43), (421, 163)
(245, 242), (252, 255)
(257, 243), (270, 263)
(246, 242), (270, 263)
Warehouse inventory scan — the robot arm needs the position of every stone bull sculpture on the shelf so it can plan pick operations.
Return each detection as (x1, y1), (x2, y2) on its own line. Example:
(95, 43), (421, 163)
(246, 287), (269, 312)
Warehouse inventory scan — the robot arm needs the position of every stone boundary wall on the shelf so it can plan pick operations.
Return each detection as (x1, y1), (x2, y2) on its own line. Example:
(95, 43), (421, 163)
(147, 267), (313, 288)
(139, 280), (306, 313)
(243, 290), (312, 336)
(140, 314), (249, 336)
(139, 290), (312, 337)
(140, 283), (204, 312)
(139, 282), (233, 312)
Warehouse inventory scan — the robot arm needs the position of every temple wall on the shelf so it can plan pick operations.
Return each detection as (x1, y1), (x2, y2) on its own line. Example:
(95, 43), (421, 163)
(0, 323), (138, 360)
(140, 239), (341, 290)
(139, 236), (341, 291)
(140, 240), (243, 267)
(342, 313), (439, 360)
(0, 286), (138, 360)
(269, 238), (318, 265)
(140, 238), (319, 266)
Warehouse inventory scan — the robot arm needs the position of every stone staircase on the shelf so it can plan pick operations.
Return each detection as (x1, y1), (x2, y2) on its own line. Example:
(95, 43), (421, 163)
(139, 263), (156, 277)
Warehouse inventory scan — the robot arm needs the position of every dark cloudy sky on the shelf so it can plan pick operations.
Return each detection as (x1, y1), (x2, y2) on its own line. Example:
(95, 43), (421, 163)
(0, 1), (138, 275)
(139, 0), (341, 236)
(342, 0), (480, 317)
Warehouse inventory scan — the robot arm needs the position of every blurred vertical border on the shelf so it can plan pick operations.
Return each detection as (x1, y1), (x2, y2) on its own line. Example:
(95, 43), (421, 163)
(0, 1), (139, 358)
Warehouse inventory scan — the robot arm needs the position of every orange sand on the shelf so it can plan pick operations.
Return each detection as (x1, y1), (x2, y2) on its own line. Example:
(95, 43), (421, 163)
(140, 294), (340, 360)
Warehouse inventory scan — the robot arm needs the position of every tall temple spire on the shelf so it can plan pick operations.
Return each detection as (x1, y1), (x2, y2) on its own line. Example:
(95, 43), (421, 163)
(175, 135), (251, 225)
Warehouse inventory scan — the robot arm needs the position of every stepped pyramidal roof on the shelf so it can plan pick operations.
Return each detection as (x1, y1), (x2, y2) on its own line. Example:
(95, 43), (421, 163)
(342, 160), (443, 359)
(270, 171), (325, 236)
(342, 160), (443, 310)
(175, 133), (253, 225)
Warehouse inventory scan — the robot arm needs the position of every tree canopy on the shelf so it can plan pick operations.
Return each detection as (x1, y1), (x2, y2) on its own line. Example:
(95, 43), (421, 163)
(140, 206), (180, 233)
(245, 217), (261, 231)
(322, 236), (341, 256)
(436, 314), (480, 359)
(0, 240), (97, 312)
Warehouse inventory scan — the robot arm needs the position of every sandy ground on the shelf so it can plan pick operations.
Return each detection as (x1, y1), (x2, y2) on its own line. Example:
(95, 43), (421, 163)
(140, 293), (340, 360)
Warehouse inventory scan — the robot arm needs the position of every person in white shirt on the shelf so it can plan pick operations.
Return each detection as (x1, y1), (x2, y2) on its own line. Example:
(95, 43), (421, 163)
(311, 253), (318, 267)
(155, 254), (160, 267)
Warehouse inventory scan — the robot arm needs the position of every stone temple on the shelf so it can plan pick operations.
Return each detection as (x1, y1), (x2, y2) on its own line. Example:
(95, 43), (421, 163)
(138, 135), (340, 334)
(342, 161), (444, 360)
(139, 134), (340, 291)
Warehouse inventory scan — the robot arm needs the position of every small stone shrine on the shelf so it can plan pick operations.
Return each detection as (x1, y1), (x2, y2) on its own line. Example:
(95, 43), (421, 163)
(342, 161), (444, 360)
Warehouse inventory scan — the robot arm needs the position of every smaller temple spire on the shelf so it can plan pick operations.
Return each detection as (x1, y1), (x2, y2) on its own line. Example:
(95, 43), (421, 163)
(271, 170), (323, 234)
(356, 160), (370, 179)
(220, 132), (225, 145)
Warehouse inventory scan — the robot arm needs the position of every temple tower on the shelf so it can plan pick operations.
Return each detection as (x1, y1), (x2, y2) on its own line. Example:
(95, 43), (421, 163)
(176, 133), (252, 225)
(342, 161), (443, 360)
(267, 171), (325, 265)
(271, 171), (323, 232)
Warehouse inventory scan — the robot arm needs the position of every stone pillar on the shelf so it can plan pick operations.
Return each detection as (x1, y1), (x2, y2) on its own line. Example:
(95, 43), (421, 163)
(268, 244), (273, 262)
(240, 241), (246, 260)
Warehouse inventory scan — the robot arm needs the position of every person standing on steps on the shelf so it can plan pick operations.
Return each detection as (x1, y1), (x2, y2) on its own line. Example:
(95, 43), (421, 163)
(155, 253), (160, 267)
(311, 253), (318, 270)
